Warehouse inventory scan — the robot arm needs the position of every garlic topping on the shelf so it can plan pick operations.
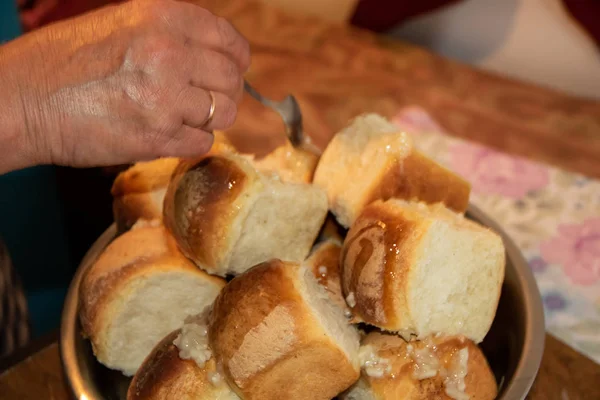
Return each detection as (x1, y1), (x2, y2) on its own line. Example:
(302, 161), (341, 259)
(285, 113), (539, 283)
(358, 345), (392, 378)
(173, 310), (212, 368)
(207, 370), (224, 386)
(443, 347), (469, 400)
(411, 345), (440, 380)
(404, 338), (470, 400)
(346, 292), (356, 308)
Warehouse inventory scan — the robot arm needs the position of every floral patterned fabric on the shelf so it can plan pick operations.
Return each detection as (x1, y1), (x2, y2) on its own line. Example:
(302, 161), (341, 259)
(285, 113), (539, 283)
(392, 106), (600, 364)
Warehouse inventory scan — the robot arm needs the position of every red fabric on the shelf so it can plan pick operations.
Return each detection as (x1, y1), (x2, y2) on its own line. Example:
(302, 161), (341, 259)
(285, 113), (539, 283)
(19, 0), (600, 48)
(350, 0), (461, 32)
(350, 0), (600, 48)
(562, 0), (600, 47)
(19, 0), (122, 32)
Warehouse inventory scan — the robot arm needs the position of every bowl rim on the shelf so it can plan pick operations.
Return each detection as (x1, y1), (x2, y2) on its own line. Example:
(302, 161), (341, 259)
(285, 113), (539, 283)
(467, 204), (546, 399)
(59, 204), (546, 400)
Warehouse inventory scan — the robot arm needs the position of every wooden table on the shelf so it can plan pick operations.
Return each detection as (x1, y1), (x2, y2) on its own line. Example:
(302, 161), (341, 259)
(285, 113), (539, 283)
(1, 0), (600, 399)
(200, 0), (600, 178)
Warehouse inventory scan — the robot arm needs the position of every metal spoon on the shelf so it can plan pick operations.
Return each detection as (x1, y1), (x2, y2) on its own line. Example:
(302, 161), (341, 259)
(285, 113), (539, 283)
(244, 80), (320, 154)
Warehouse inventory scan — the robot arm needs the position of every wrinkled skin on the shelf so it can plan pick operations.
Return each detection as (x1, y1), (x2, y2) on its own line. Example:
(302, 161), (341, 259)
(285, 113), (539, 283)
(0, 0), (250, 174)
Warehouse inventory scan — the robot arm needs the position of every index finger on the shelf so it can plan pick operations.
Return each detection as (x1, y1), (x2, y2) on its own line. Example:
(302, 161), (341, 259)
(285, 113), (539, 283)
(172, 3), (251, 72)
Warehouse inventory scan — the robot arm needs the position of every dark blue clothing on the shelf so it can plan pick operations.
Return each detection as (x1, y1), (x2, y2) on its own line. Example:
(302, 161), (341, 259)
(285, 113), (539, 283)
(0, 1), (21, 43)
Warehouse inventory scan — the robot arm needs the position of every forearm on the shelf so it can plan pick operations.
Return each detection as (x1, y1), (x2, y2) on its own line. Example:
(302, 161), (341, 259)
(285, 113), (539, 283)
(0, 39), (46, 174)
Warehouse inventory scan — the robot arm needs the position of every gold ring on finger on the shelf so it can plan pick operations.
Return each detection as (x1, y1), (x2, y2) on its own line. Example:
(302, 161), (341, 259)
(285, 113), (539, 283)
(202, 90), (216, 130)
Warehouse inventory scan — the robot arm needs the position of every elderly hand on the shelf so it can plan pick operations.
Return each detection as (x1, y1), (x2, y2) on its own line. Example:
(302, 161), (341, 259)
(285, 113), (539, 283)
(0, 0), (250, 173)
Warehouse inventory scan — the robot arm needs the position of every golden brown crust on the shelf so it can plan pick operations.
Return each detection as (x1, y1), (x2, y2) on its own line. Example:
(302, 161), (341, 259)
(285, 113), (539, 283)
(111, 158), (180, 197)
(111, 135), (236, 232)
(128, 330), (235, 400)
(112, 192), (164, 232)
(341, 201), (422, 329)
(357, 332), (497, 400)
(461, 343), (498, 400)
(79, 257), (138, 341)
(208, 260), (298, 388)
(163, 154), (256, 270)
(344, 199), (504, 342)
(368, 150), (471, 214)
(111, 129), (236, 198)
(253, 142), (320, 184)
(78, 226), (224, 350)
(111, 158), (179, 231)
(208, 260), (359, 400)
(128, 330), (186, 400)
(79, 225), (170, 339)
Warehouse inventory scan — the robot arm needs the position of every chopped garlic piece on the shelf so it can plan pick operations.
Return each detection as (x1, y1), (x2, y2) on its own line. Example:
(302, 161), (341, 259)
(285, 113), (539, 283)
(358, 345), (392, 378)
(411, 346), (440, 380)
(406, 338), (440, 380)
(444, 347), (470, 400)
(173, 310), (212, 368)
(208, 370), (223, 386)
(346, 292), (356, 308)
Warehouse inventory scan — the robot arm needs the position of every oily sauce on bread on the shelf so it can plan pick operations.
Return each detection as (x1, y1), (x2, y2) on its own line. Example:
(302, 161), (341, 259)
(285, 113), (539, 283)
(368, 152), (470, 215)
(164, 155), (247, 268)
(342, 204), (420, 330)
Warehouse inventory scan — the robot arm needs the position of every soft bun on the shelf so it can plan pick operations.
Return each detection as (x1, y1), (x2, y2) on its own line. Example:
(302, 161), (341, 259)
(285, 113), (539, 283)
(79, 225), (226, 376)
(208, 259), (360, 400)
(313, 113), (471, 227)
(342, 332), (497, 400)
(111, 131), (235, 232)
(127, 328), (240, 400)
(163, 151), (328, 277)
(341, 199), (505, 343)
(111, 157), (180, 232)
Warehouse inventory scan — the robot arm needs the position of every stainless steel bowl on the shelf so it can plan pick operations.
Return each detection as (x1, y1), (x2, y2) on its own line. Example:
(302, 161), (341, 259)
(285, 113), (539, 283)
(60, 204), (545, 400)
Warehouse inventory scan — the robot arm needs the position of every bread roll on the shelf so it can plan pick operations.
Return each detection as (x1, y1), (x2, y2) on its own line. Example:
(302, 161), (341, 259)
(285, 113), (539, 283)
(305, 239), (347, 310)
(79, 225), (226, 376)
(163, 151), (328, 277)
(342, 332), (497, 400)
(128, 328), (240, 400)
(341, 199), (505, 343)
(112, 157), (180, 232)
(208, 259), (361, 400)
(313, 113), (471, 227)
(111, 131), (235, 232)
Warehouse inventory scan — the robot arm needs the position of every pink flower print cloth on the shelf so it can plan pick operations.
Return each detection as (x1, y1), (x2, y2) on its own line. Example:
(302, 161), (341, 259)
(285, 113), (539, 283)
(449, 143), (550, 199)
(541, 219), (600, 286)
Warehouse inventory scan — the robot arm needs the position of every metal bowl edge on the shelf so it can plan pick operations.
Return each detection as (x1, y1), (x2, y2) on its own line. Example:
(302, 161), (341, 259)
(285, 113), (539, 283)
(60, 204), (546, 400)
